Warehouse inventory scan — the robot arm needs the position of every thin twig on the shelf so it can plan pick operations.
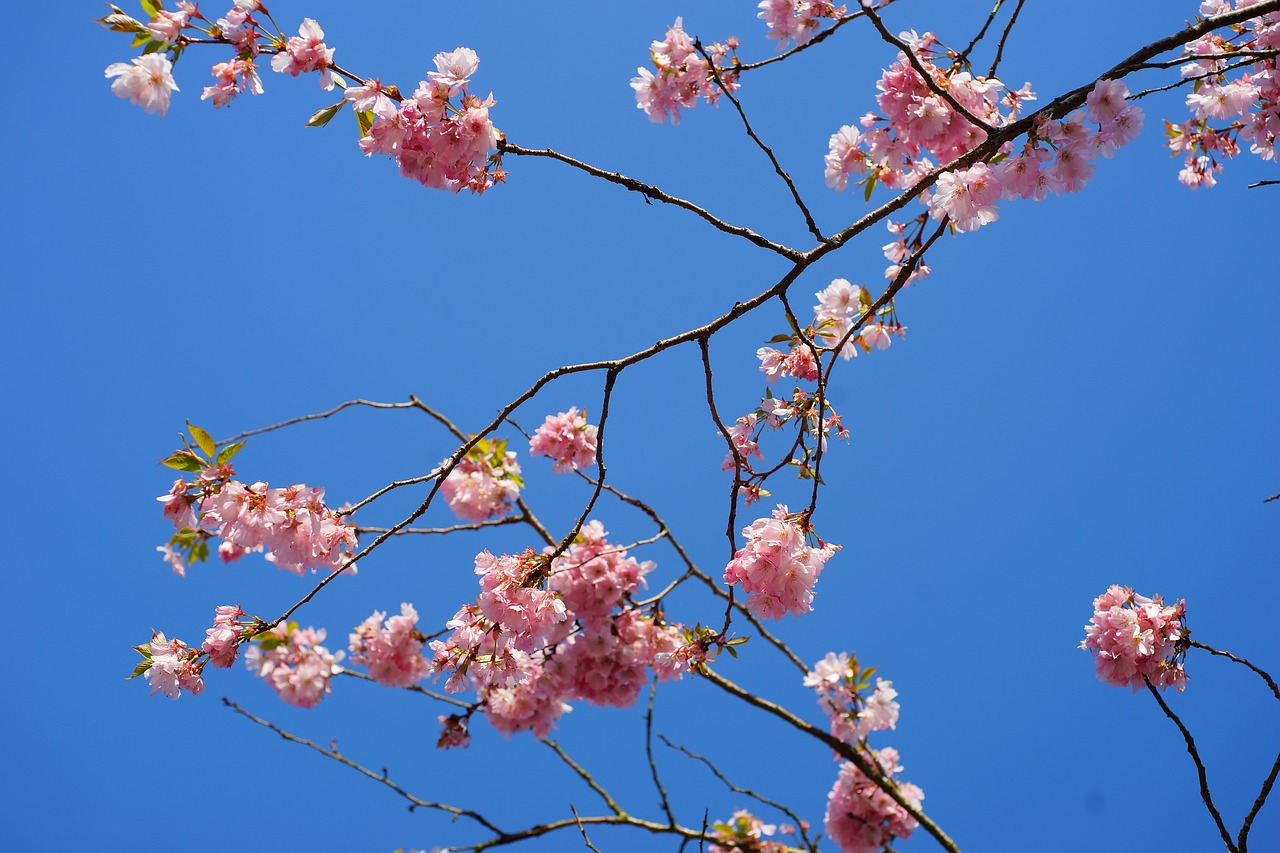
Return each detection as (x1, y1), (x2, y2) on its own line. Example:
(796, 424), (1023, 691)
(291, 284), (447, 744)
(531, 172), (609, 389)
(646, 678), (677, 827)
(571, 805), (605, 853)
(1238, 747), (1280, 853)
(958, 0), (1005, 62)
(1144, 679), (1238, 852)
(694, 40), (825, 242)
(213, 399), (416, 445)
(543, 740), (625, 816)
(659, 734), (817, 852)
(498, 141), (802, 260)
(334, 669), (475, 709)
(222, 698), (503, 833)
(1189, 640), (1280, 701)
(987, 0), (1027, 77)
(737, 0), (899, 72)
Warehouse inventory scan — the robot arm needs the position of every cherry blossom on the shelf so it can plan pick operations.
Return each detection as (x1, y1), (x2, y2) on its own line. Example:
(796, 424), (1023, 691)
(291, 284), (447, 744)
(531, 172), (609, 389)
(244, 623), (343, 709)
(632, 19), (739, 124)
(440, 440), (523, 521)
(270, 18), (336, 89)
(143, 632), (205, 699)
(1081, 585), (1188, 691)
(723, 505), (839, 619)
(825, 748), (923, 853)
(202, 605), (247, 669)
(104, 54), (179, 116)
(529, 407), (599, 473)
(349, 603), (428, 688)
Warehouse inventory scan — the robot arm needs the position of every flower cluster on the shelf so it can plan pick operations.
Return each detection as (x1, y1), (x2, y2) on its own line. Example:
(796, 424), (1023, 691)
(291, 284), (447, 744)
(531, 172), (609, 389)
(349, 603), (428, 688)
(708, 809), (790, 853)
(723, 505), (839, 619)
(158, 474), (359, 576)
(429, 549), (569, 693)
(632, 19), (740, 124)
(1080, 585), (1188, 691)
(356, 48), (506, 194)
(1167, 2), (1278, 188)
(757, 0), (846, 51)
(805, 652), (900, 744)
(548, 521), (652, 627)
(529, 407), (599, 473)
(825, 748), (924, 853)
(139, 632), (205, 699)
(440, 438), (523, 522)
(244, 622), (343, 709)
(99, 6), (503, 193)
(202, 604), (248, 669)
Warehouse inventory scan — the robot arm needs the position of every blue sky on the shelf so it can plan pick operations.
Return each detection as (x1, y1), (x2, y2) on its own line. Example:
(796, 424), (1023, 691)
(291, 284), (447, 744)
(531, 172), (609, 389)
(3, 2), (1277, 851)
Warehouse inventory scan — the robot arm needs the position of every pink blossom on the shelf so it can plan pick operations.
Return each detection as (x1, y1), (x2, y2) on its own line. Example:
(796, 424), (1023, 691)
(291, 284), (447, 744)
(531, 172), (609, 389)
(1081, 585), (1188, 691)
(632, 19), (738, 124)
(825, 748), (923, 853)
(269, 18), (336, 89)
(723, 505), (839, 619)
(928, 163), (1001, 231)
(440, 446), (522, 521)
(144, 632), (205, 699)
(709, 808), (782, 853)
(105, 54), (179, 117)
(548, 521), (652, 628)
(349, 603), (428, 688)
(156, 543), (186, 577)
(202, 605), (245, 669)
(529, 407), (599, 473)
(244, 624), (342, 708)
(146, 7), (192, 43)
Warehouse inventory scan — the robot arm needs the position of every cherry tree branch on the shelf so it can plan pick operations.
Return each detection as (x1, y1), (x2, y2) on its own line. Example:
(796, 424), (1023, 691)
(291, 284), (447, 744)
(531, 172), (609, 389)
(335, 668), (475, 709)
(223, 698), (503, 834)
(498, 141), (802, 260)
(213, 398), (417, 445)
(1143, 679), (1237, 852)
(1189, 640), (1280, 701)
(987, 0), (1027, 77)
(693, 39), (826, 242)
(697, 666), (961, 853)
(737, 0), (900, 72)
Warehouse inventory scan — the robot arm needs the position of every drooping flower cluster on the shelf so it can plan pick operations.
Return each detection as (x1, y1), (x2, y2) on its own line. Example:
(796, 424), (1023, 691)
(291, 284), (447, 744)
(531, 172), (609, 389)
(632, 19), (740, 124)
(428, 527), (686, 740)
(139, 632), (205, 699)
(356, 48), (506, 194)
(723, 505), (839, 619)
(244, 622), (343, 709)
(271, 18), (336, 88)
(440, 438), (523, 522)
(825, 748), (924, 853)
(708, 809), (789, 853)
(1080, 585), (1188, 691)
(529, 407), (599, 473)
(349, 603), (428, 688)
(157, 474), (359, 576)
(1167, 2), (1278, 188)
(429, 549), (569, 693)
(757, 0), (846, 51)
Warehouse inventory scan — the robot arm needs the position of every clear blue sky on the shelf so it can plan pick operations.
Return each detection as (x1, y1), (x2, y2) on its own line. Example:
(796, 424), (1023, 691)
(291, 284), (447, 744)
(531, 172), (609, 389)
(3, 2), (1276, 851)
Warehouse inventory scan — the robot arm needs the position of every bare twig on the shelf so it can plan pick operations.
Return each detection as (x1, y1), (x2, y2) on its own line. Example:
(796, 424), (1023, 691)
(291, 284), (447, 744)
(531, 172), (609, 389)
(571, 806), (605, 853)
(646, 678), (678, 827)
(1189, 640), (1280, 701)
(987, 0), (1027, 77)
(737, 0), (899, 72)
(543, 740), (625, 816)
(1144, 679), (1238, 852)
(213, 398), (416, 445)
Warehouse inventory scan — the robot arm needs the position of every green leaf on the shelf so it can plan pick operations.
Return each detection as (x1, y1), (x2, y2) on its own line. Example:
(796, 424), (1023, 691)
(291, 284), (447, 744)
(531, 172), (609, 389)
(726, 636), (749, 646)
(331, 75), (347, 90)
(141, 39), (166, 54)
(766, 333), (793, 343)
(356, 109), (374, 137)
(725, 644), (738, 659)
(130, 30), (150, 47)
(192, 541), (209, 563)
(306, 101), (347, 128)
(127, 660), (152, 680)
(140, 0), (162, 17)
(863, 171), (879, 203)
(161, 450), (204, 472)
(187, 423), (216, 458)
(216, 441), (246, 465)
(133, 642), (153, 658)
(95, 8), (149, 33)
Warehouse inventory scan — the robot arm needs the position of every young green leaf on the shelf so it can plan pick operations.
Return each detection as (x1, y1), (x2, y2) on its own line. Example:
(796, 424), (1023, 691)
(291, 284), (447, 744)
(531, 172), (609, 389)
(161, 450), (204, 472)
(127, 660), (152, 680)
(306, 101), (347, 128)
(216, 441), (246, 465)
(187, 423), (216, 458)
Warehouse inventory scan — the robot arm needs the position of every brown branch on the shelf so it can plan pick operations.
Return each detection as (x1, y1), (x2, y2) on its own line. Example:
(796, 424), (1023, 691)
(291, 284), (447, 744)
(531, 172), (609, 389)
(222, 698), (502, 834)
(987, 0), (1027, 77)
(737, 0), (899, 72)
(498, 141), (802, 260)
(212, 398), (415, 446)
(353, 516), (526, 536)
(694, 40), (825, 242)
(958, 0), (1006, 63)
(334, 669), (475, 709)
(1189, 640), (1280, 701)
(659, 734), (818, 852)
(1144, 679), (1237, 852)
(646, 678), (678, 827)
(571, 806), (605, 853)
(1239, 746), (1280, 853)
(542, 739), (625, 816)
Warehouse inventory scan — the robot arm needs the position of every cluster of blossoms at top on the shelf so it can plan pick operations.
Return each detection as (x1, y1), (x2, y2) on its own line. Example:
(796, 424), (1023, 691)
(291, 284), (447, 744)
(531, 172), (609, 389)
(440, 438), (523, 522)
(1081, 585), (1189, 691)
(99, 4), (503, 193)
(825, 31), (1145, 231)
(529, 407), (599, 473)
(825, 748), (924, 853)
(1167, 1), (1278, 188)
(428, 527), (687, 741)
(349, 603), (428, 688)
(707, 810), (796, 853)
(723, 505), (840, 619)
(632, 19), (741, 124)
(157, 472), (358, 576)
(244, 622), (344, 709)
(757, 0), (846, 51)
(353, 47), (506, 194)
(805, 652), (900, 744)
